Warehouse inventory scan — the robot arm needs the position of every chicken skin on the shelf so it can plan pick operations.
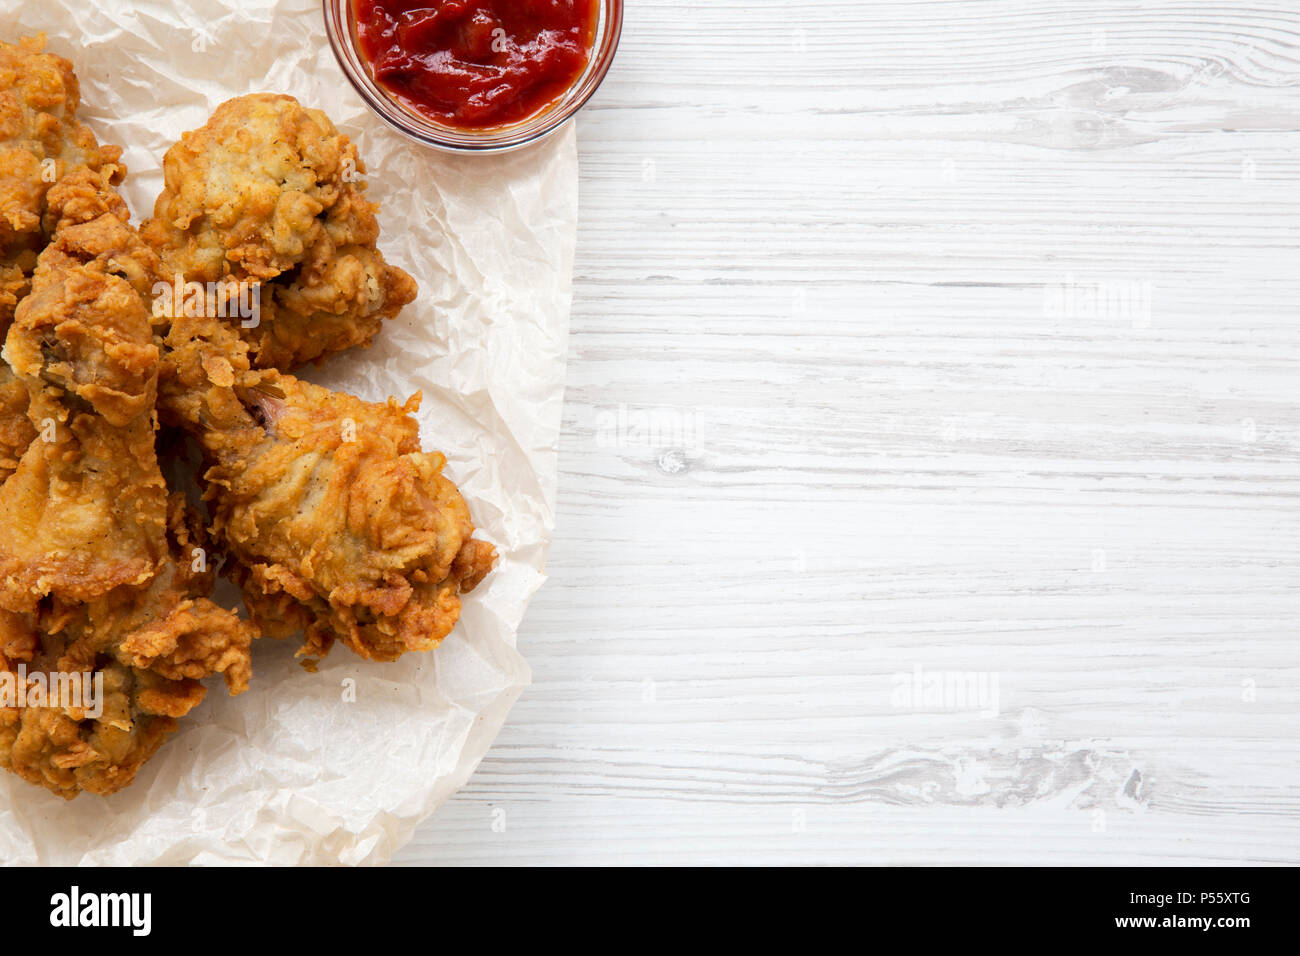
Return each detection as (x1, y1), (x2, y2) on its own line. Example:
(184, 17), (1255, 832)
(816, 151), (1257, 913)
(0, 361), (33, 485)
(0, 216), (168, 608)
(142, 93), (417, 371)
(0, 496), (253, 798)
(0, 36), (127, 492)
(0, 35), (124, 328)
(0, 181), (254, 799)
(144, 93), (492, 663)
(159, 306), (494, 662)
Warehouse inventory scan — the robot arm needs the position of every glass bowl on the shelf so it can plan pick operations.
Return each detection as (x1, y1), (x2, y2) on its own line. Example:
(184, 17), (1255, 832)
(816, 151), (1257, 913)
(323, 0), (623, 153)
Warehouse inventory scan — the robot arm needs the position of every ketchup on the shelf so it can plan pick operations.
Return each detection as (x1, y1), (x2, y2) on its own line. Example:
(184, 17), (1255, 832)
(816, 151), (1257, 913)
(352, 0), (600, 130)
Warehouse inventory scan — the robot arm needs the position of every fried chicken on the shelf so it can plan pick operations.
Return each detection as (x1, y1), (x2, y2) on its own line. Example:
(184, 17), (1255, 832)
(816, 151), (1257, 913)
(0, 496), (253, 798)
(0, 217), (168, 607)
(159, 306), (494, 662)
(0, 35), (124, 328)
(0, 49), (494, 800)
(141, 93), (417, 371)
(0, 35), (126, 495)
(0, 615), (201, 799)
(0, 181), (254, 799)
(141, 93), (491, 663)
(0, 360), (33, 485)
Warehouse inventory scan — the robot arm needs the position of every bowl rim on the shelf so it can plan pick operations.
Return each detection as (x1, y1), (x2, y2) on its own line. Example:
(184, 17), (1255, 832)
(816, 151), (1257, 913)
(322, 0), (623, 154)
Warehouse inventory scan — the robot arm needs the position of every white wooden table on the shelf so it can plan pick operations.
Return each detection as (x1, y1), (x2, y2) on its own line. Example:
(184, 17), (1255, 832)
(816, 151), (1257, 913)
(395, 0), (1300, 865)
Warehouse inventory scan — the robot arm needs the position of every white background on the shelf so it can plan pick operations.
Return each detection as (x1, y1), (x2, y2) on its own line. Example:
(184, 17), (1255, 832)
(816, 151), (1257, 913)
(396, 0), (1300, 865)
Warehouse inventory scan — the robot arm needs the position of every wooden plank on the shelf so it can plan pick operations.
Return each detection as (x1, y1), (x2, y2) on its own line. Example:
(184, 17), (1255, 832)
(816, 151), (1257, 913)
(398, 0), (1300, 865)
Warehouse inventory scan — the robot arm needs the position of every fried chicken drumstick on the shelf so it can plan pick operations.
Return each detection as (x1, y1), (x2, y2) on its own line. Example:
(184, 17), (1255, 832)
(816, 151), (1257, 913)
(0, 35), (126, 490)
(0, 179), (254, 799)
(142, 93), (417, 370)
(144, 94), (494, 664)
(158, 304), (494, 664)
(0, 35), (123, 328)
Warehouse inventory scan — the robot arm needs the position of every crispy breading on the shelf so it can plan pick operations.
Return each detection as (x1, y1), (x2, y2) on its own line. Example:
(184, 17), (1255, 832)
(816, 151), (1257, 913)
(143, 92), (490, 663)
(0, 218), (168, 608)
(0, 492), (254, 798)
(142, 93), (417, 370)
(0, 36), (126, 495)
(159, 305), (494, 662)
(94, 494), (253, 696)
(0, 360), (33, 485)
(0, 35), (123, 328)
(0, 638), (195, 799)
(0, 182), (254, 798)
(0, 166), (154, 494)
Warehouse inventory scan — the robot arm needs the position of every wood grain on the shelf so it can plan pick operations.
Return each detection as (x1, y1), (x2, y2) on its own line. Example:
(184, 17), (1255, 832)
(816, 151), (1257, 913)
(396, 0), (1300, 865)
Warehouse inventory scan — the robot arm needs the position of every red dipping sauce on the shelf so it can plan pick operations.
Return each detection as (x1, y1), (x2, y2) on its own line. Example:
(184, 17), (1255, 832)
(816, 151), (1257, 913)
(352, 0), (600, 130)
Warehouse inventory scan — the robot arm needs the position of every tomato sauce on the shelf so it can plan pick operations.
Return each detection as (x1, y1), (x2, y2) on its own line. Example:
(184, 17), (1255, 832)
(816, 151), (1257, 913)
(352, 0), (600, 130)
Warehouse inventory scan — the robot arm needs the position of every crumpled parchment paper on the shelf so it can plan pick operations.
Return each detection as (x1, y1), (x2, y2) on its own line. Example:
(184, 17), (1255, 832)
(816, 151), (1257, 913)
(0, 0), (573, 864)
